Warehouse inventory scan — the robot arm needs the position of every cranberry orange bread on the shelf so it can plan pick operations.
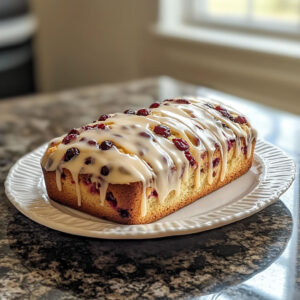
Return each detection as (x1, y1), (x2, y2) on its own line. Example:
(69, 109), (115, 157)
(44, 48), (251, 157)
(41, 97), (257, 224)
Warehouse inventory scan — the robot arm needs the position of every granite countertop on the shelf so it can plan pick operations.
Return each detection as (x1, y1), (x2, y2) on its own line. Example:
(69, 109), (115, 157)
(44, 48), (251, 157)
(0, 77), (299, 299)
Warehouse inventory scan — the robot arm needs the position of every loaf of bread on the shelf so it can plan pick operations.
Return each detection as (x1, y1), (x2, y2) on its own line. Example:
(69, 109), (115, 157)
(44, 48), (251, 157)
(41, 97), (257, 224)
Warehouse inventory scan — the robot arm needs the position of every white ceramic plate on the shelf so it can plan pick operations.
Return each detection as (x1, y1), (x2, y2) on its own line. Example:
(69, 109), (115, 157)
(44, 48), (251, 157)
(5, 140), (295, 239)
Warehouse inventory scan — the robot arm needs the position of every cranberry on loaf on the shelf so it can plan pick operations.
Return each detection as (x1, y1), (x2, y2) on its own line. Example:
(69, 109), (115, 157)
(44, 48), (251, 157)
(41, 97), (257, 224)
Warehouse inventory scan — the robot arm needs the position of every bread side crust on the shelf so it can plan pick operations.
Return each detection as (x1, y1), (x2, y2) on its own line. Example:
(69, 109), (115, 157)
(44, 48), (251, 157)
(43, 139), (256, 224)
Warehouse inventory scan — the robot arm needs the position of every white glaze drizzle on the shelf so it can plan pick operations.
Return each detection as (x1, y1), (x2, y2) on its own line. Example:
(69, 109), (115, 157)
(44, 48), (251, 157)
(41, 97), (257, 217)
(56, 168), (62, 191)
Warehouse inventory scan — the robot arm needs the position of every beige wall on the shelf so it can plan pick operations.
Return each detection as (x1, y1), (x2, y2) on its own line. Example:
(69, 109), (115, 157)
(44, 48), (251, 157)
(31, 0), (158, 92)
(146, 34), (300, 114)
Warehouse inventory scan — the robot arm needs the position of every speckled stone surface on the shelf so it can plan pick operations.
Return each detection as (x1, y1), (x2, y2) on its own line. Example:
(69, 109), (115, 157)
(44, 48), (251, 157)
(0, 77), (298, 299)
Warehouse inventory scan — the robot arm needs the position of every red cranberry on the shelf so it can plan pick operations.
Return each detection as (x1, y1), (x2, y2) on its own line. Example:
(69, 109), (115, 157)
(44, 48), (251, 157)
(213, 157), (220, 168)
(194, 137), (200, 146)
(124, 109), (135, 115)
(184, 151), (197, 167)
(79, 137), (86, 142)
(215, 106), (234, 121)
(227, 139), (235, 151)
(213, 171), (216, 177)
(62, 134), (77, 145)
(149, 102), (160, 108)
(82, 174), (92, 185)
(139, 132), (151, 138)
(154, 125), (171, 138)
(242, 146), (247, 155)
(90, 182), (100, 194)
(172, 138), (189, 151)
(106, 192), (117, 208)
(68, 128), (80, 135)
(82, 125), (93, 131)
(96, 123), (106, 130)
(175, 99), (190, 104)
(101, 166), (110, 176)
(85, 157), (93, 165)
(64, 147), (80, 162)
(150, 190), (158, 197)
(137, 108), (151, 116)
(88, 140), (97, 146)
(100, 140), (113, 150)
(164, 99), (190, 104)
(234, 116), (247, 124)
(118, 208), (130, 218)
(98, 114), (110, 121)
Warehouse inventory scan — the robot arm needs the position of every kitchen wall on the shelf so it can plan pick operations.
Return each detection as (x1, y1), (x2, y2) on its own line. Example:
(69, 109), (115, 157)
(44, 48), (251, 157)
(31, 0), (158, 92)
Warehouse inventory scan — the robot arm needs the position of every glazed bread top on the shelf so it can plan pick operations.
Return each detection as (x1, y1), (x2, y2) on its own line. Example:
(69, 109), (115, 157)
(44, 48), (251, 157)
(41, 97), (257, 216)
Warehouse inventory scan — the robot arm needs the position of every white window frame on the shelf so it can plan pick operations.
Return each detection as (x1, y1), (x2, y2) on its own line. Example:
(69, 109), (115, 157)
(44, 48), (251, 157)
(157, 0), (300, 57)
(184, 1), (299, 39)
(182, 0), (300, 40)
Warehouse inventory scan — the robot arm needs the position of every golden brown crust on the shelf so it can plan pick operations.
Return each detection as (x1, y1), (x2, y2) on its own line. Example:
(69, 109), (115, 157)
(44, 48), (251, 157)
(42, 139), (256, 224)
